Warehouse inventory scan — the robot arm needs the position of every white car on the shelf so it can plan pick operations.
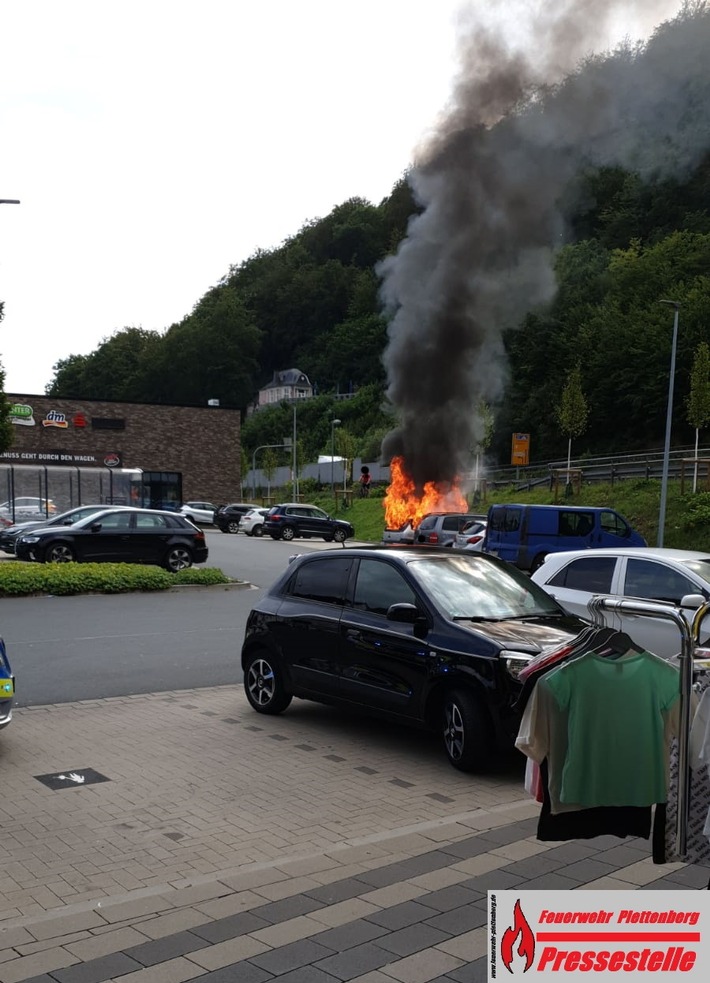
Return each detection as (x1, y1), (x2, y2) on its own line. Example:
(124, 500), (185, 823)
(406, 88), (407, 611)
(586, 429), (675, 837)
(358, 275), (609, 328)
(454, 519), (487, 551)
(530, 547), (710, 660)
(382, 522), (415, 545)
(240, 507), (270, 537)
(179, 502), (217, 525)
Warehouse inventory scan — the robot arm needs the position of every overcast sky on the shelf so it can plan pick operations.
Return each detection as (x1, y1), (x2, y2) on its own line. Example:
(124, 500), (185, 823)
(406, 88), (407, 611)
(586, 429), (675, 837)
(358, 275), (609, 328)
(0, 0), (678, 397)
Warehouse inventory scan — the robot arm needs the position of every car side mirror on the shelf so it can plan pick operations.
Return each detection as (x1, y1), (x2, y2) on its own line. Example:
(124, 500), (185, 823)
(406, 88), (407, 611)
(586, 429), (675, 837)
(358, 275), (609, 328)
(387, 603), (428, 637)
(90, 523), (102, 533)
(680, 593), (706, 610)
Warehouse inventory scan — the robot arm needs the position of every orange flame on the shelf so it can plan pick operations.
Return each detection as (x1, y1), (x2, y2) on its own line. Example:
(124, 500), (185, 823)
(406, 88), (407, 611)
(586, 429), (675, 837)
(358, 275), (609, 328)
(501, 899), (535, 974)
(383, 456), (468, 529)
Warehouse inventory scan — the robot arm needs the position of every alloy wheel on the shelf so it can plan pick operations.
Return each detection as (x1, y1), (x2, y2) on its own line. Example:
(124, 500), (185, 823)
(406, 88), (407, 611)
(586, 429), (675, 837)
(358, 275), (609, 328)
(246, 658), (276, 708)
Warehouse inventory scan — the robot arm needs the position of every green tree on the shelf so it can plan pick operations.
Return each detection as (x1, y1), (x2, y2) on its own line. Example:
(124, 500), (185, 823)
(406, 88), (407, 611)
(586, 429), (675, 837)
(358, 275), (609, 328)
(557, 364), (589, 486)
(687, 341), (710, 492)
(260, 446), (279, 498)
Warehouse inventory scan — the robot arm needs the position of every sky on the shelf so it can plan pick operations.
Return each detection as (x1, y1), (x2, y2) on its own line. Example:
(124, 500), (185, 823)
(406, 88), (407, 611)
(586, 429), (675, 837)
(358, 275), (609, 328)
(0, 0), (680, 397)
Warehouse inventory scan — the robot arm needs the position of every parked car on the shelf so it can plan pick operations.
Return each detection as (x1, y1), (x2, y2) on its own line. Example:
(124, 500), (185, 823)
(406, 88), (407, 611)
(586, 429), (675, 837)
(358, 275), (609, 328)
(0, 504), (133, 555)
(0, 497), (57, 519)
(530, 547), (710, 660)
(179, 502), (217, 525)
(15, 507), (208, 572)
(484, 503), (646, 572)
(454, 519), (488, 551)
(0, 636), (14, 732)
(264, 503), (354, 543)
(241, 545), (587, 771)
(415, 512), (487, 547)
(214, 503), (261, 534)
(382, 521), (415, 545)
(240, 507), (270, 537)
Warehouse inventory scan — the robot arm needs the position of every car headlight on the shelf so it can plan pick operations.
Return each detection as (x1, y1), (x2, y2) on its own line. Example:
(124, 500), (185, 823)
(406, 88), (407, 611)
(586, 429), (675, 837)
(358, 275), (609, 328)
(500, 650), (533, 679)
(20, 535), (41, 544)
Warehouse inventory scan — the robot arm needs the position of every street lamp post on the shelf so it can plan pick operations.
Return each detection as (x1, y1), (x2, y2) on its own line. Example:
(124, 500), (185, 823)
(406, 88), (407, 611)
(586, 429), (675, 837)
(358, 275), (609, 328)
(331, 419), (341, 503)
(657, 299), (681, 548)
(0, 200), (20, 205)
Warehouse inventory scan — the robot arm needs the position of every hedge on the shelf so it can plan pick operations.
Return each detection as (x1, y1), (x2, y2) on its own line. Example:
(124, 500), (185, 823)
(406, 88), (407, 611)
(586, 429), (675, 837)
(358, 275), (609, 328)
(0, 562), (232, 597)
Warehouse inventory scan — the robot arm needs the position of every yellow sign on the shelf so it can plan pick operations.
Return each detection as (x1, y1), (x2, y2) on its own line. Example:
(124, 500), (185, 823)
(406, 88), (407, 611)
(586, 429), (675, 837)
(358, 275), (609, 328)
(511, 432), (530, 466)
(0, 678), (14, 699)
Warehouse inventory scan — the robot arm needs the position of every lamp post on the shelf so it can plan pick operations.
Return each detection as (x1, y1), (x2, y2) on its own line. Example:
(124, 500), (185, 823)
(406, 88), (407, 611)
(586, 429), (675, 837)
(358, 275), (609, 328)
(657, 300), (681, 548)
(331, 419), (341, 503)
(0, 200), (20, 205)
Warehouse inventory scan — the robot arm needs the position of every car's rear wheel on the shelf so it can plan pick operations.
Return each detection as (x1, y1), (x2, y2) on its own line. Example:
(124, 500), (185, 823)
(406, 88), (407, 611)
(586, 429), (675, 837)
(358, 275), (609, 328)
(164, 546), (193, 572)
(227, 520), (240, 534)
(281, 526), (296, 541)
(45, 542), (75, 564)
(442, 688), (493, 772)
(252, 524), (264, 537)
(332, 528), (347, 543)
(244, 652), (292, 714)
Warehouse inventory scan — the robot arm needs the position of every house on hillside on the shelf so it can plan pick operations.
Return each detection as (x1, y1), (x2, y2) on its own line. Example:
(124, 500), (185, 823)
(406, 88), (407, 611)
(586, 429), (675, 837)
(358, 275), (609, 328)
(257, 368), (313, 407)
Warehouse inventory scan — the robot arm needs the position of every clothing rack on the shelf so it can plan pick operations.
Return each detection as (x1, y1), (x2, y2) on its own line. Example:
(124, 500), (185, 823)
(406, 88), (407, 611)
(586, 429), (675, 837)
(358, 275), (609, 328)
(587, 595), (710, 857)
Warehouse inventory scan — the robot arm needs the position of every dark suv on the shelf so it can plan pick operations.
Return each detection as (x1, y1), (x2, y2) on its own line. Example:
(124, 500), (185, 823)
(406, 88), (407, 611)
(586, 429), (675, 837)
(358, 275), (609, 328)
(264, 503), (354, 543)
(214, 502), (261, 534)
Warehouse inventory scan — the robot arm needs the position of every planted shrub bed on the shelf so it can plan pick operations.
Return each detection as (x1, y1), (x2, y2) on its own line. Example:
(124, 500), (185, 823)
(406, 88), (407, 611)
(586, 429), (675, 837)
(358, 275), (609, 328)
(0, 563), (232, 597)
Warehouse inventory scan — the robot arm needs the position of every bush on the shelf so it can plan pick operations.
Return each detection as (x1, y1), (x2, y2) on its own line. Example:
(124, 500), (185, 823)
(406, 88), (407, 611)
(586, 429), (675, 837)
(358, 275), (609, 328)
(0, 562), (232, 597)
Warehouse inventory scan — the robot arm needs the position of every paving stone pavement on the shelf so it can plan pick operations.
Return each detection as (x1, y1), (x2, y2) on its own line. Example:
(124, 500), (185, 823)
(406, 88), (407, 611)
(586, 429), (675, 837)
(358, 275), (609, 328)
(1, 686), (708, 983)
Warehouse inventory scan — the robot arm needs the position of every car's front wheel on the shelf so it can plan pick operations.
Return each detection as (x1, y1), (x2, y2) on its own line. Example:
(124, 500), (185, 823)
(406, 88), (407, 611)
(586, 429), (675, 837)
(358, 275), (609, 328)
(227, 520), (240, 534)
(252, 524), (264, 537)
(332, 528), (347, 543)
(243, 652), (292, 714)
(45, 542), (75, 564)
(280, 526), (296, 541)
(442, 689), (493, 772)
(164, 546), (193, 572)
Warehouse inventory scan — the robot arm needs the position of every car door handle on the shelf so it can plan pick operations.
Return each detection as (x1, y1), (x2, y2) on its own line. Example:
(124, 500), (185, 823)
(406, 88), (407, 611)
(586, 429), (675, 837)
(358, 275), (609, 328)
(345, 629), (362, 642)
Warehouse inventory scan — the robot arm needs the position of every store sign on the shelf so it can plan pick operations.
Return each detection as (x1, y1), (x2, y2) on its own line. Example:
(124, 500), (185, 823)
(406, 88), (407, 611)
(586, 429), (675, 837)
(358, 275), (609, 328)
(72, 413), (87, 428)
(0, 450), (102, 465)
(103, 453), (122, 468)
(42, 410), (69, 429)
(9, 403), (35, 426)
(488, 891), (710, 980)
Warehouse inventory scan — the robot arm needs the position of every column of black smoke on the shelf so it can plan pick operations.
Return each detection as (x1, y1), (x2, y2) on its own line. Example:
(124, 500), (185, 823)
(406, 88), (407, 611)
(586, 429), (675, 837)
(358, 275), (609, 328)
(378, 0), (710, 491)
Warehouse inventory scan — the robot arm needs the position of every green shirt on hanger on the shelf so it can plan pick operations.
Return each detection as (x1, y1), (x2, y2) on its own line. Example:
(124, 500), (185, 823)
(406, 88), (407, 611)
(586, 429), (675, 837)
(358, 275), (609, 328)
(544, 650), (680, 808)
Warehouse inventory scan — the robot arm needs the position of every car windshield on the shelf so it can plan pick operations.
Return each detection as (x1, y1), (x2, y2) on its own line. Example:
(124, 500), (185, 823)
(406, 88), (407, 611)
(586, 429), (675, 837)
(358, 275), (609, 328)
(679, 557), (710, 584)
(407, 554), (562, 620)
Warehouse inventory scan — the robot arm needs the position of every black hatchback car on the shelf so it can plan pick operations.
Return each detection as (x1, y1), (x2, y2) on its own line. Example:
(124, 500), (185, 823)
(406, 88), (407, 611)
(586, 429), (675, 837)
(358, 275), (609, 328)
(241, 546), (586, 771)
(15, 508), (208, 572)
(264, 503), (354, 543)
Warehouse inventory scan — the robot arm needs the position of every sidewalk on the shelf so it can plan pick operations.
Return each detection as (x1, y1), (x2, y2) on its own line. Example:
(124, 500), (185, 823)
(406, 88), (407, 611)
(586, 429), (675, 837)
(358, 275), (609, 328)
(1, 686), (708, 983)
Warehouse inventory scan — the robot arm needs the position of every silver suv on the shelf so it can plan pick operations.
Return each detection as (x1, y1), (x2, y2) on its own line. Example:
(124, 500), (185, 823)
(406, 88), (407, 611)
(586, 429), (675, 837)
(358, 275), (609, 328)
(414, 512), (487, 547)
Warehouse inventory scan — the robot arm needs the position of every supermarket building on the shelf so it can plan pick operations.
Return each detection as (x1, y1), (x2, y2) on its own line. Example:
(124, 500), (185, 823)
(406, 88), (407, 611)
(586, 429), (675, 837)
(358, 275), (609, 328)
(1, 395), (241, 515)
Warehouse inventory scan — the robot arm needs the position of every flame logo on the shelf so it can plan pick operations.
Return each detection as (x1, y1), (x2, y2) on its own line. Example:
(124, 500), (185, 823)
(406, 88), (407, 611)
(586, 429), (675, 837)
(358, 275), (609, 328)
(501, 899), (535, 974)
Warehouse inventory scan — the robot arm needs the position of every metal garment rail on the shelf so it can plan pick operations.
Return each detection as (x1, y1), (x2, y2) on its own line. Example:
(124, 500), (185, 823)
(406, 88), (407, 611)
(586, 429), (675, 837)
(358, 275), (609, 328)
(587, 595), (710, 858)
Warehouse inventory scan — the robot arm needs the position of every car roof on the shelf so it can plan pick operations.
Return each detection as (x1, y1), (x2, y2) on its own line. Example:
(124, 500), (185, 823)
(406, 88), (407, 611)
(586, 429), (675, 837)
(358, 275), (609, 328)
(290, 544), (495, 561)
(540, 547), (710, 564)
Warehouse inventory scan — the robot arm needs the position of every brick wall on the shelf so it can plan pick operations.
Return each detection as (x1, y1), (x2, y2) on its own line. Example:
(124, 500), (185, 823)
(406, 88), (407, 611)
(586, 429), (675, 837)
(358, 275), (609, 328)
(4, 395), (241, 505)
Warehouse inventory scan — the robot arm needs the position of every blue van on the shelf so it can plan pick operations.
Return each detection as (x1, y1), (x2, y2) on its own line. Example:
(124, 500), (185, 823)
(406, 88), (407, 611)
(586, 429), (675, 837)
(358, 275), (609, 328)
(483, 504), (646, 573)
